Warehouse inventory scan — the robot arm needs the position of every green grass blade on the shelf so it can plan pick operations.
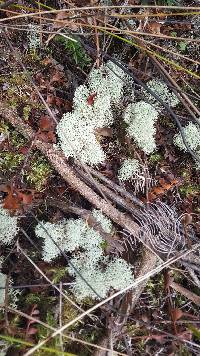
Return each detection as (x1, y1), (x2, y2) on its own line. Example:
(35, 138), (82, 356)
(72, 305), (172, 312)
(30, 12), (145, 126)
(0, 334), (77, 356)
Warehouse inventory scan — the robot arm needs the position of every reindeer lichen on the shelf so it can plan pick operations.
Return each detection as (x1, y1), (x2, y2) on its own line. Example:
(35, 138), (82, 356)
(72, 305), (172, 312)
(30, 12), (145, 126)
(118, 158), (141, 181)
(57, 61), (126, 165)
(124, 101), (159, 154)
(0, 206), (19, 245)
(35, 210), (133, 300)
(174, 122), (200, 152)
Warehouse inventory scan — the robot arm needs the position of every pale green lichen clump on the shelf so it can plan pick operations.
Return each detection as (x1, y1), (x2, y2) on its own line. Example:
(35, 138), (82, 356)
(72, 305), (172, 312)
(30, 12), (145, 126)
(174, 122), (200, 170)
(174, 122), (200, 152)
(35, 209), (134, 300)
(57, 61), (126, 165)
(123, 80), (179, 154)
(0, 206), (19, 245)
(0, 271), (20, 308)
(28, 24), (40, 50)
(35, 210), (107, 263)
(57, 63), (179, 159)
(0, 272), (6, 304)
(124, 101), (159, 154)
(145, 79), (179, 110)
(118, 158), (140, 181)
(0, 258), (21, 309)
(69, 255), (133, 300)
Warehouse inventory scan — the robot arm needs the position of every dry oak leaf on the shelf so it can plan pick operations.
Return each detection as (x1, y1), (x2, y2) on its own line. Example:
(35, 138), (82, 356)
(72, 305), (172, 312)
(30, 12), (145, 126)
(1, 185), (34, 211)
(17, 191), (33, 205)
(37, 131), (56, 144)
(3, 192), (20, 211)
(148, 178), (179, 201)
(146, 21), (162, 34)
(54, 11), (79, 30)
(50, 70), (65, 84)
(39, 115), (55, 131)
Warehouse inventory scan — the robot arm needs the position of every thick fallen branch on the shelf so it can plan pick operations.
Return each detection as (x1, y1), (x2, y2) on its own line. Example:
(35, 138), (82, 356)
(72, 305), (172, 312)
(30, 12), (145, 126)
(75, 166), (140, 216)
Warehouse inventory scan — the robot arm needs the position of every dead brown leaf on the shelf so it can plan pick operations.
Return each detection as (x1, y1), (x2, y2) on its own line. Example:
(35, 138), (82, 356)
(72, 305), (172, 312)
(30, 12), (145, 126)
(50, 70), (64, 84)
(54, 11), (79, 30)
(39, 115), (55, 131)
(171, 308), (183, 323)
(147, 21), (162, 34)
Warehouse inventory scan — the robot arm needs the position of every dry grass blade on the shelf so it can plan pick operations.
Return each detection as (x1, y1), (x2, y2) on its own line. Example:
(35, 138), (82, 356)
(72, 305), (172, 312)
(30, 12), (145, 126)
(1, 8), (200, 43)
(112, 11), (200, 19)
(124, 29), (200, 67)
(98, 30), (200, 79)
(0, 4), (200, 22)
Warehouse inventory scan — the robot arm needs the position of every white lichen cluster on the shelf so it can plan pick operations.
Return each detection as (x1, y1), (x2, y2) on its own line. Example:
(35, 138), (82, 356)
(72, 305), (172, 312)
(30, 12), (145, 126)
(28, 24), (40, 50)
(123, 79), (179, 154)
(69, 255), (133, 300)
(57, 61), (126, 165)
(0, 272), (6, 305)
(57, 60), (181, 159)
(0, 206), (19, 245)
(174, 122), (200, 152)
(35, 210), (108, 263)
(35, 209), (134, 300)
(0, 339), (9, 356)
(174, 122), (200, 169)
(118, 158), (140, 181)
(99, 0), (113, 5)
(144, 79), (179, 110)
(124, 101), (159, 154)
(0, 270), (20, 309)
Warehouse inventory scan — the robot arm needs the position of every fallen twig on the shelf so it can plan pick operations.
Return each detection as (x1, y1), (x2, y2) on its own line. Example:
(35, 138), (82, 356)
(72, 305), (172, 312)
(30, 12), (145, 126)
(169, 280), (200, 307)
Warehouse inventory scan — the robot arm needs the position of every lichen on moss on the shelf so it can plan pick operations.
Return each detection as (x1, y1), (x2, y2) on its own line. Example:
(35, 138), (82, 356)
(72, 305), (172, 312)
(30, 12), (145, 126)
(35, 210), (134, 301)
(174, 122), (200, 152)
(118, 158), (141, 182)
(144, 78), (179, 110)
(57, 61), (127, 165)
(124, 101), (159, 154)
(0, 206), (19, 245)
